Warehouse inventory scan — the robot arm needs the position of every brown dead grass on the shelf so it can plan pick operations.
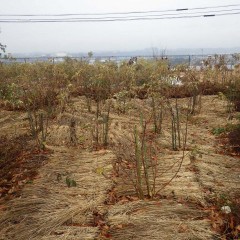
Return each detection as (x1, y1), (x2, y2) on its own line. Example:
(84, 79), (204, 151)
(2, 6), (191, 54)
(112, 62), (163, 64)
(107, 200), (217, 240)
(0, 95), (239, 240)
(0, 147), (115, 240)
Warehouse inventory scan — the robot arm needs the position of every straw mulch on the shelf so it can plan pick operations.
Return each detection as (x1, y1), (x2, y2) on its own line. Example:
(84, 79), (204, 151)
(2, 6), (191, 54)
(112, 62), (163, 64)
(1, 95), (239, 240)
(195, 152), (240, 197)
(107, 200), (218, 240)
(115, 151), (207, 203)
(0, 110), (28, 138)
(106, 95), (239, 239)
(0, 147), (115, 240)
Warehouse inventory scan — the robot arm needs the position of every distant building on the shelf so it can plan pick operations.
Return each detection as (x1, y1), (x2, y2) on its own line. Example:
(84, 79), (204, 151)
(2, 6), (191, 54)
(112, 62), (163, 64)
(55, 52), (68, 57)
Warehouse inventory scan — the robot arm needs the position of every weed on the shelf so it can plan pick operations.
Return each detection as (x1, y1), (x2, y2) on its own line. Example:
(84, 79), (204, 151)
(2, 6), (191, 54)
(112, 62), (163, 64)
(212, 127), (226, 136)
(66, 177), (77, 187)
(189, 146), (203, 162)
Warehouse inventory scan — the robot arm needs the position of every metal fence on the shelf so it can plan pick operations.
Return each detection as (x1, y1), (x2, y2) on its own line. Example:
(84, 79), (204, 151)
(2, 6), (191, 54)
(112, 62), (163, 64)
(0, 54), (239, 68)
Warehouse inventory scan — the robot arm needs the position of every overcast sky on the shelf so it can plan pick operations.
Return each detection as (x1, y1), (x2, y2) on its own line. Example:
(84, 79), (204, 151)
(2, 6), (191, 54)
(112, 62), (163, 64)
(0, 0), (240, 54)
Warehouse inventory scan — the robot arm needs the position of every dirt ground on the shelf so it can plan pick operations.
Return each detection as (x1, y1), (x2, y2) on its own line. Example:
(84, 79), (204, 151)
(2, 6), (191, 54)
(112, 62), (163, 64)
(0, 95), (239, 239)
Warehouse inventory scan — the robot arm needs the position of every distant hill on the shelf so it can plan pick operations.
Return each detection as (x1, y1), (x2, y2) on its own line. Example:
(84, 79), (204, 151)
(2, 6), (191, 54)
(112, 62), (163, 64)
(13, 47), (240, 58)
(92, 47), (240, 56)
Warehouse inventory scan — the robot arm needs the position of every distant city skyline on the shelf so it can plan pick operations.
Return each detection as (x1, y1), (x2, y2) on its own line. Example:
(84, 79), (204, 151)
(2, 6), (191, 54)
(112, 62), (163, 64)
(0, 0), (240, 54)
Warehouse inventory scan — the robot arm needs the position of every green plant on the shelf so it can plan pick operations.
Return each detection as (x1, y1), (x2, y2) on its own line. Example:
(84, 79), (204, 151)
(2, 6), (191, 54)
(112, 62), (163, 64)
(114, 90), (130, 114)
(66, 176), (77, 187)
(212, 127), (226, 136)
(189, 146), (203, 161)
(0, 82), (24, 109)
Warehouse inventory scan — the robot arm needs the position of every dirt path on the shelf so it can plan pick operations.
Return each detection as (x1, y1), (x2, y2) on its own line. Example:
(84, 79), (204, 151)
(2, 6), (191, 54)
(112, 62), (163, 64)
(0, 95), (239, 239)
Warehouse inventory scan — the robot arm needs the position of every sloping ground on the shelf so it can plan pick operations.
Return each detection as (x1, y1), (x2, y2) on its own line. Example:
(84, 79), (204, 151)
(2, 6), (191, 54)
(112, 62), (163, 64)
(108, 154), (238, 239)
(104, 96), (239, 239)
(195, 153), (240, 197)
(0, 95), (239, 240)
(107, 200), (215, 240)
(0, 110), (28, 137)
(0, 110), (49, 199)
(186, 96), (240, 197)
(0, 147), (115, 240)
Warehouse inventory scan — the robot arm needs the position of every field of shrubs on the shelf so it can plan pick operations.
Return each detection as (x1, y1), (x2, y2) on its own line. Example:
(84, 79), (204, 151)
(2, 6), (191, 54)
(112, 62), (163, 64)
(0, 55), (240, 239)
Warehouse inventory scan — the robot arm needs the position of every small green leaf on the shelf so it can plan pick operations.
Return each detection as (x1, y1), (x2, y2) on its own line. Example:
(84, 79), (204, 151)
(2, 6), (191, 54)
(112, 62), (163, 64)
(66, 177), (77, 187)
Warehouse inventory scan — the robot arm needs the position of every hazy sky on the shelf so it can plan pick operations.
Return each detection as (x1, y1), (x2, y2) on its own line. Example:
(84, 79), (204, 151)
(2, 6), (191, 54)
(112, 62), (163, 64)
(0, 0), (240, 53)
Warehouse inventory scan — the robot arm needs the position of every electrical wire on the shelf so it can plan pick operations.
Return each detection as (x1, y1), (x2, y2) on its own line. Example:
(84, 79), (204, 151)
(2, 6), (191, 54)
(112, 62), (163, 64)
(0, 3), (240, 17)
(0, 12), (239, 23)
(1, 3), (240, 23)
(0, 8), (239, 21)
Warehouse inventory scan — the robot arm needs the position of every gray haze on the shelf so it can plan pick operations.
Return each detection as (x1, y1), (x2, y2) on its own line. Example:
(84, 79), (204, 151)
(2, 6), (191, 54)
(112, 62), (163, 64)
(0, 0), (240, 54)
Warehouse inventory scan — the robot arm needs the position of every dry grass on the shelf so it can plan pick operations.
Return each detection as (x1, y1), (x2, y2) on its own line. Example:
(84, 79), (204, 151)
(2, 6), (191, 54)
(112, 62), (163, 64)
(195, 153), (240, 196)
(107, 200), (218, 240)
(0, 95), (239, 239)
(0, 147), (115, 240)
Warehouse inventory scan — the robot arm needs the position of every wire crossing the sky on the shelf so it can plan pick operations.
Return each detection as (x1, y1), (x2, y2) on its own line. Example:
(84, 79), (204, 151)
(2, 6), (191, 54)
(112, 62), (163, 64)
(1, 3), (240, 16)
(1, 8), (240, 21)
(0, 12), (239, 23)
(0, 4), (240, 23)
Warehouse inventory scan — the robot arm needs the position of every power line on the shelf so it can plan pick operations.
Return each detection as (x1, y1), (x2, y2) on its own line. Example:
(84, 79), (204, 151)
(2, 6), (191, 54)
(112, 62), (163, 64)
(0, 3), (240, 17)
(1, 8), (239, 21)
(0, 11), (239, 23)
